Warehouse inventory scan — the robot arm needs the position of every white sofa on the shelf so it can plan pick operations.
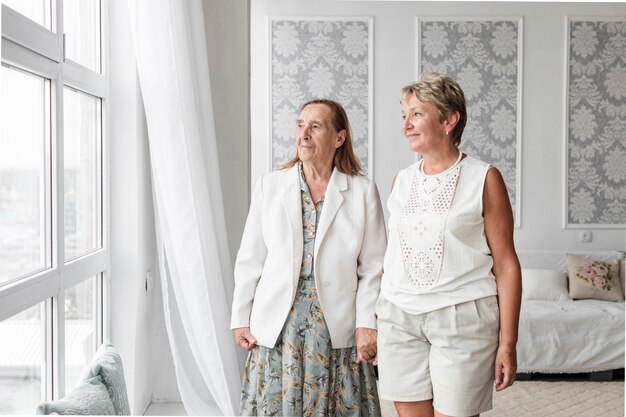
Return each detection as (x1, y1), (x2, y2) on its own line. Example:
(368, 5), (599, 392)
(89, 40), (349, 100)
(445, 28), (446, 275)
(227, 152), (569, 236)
(516, 251), (625, 375)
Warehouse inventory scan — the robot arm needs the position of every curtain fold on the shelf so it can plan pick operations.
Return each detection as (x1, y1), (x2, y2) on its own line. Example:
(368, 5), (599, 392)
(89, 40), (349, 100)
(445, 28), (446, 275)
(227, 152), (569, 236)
(127, 0), (241, 414)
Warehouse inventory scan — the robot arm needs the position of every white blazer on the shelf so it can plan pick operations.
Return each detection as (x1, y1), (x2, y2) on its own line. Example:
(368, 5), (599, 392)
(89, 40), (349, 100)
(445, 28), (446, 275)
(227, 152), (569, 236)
(230, 165), (387, 349)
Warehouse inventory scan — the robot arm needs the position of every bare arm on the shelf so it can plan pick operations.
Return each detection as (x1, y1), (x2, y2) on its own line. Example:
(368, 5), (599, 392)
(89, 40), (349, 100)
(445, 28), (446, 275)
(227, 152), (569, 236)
(483, 167), (522, 392)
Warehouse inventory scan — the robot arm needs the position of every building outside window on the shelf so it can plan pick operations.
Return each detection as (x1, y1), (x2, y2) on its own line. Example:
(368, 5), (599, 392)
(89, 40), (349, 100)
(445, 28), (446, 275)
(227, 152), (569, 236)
(0, 0), (108, 413)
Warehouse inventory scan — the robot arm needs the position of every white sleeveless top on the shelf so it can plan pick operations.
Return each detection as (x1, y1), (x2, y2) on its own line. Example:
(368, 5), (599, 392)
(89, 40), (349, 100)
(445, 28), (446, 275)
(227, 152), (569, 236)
(381, 156), (497, 314)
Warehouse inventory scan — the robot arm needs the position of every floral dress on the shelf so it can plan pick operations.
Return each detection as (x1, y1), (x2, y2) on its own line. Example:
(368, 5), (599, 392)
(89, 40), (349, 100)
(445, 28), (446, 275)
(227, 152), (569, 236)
(239, 164), (381, 417)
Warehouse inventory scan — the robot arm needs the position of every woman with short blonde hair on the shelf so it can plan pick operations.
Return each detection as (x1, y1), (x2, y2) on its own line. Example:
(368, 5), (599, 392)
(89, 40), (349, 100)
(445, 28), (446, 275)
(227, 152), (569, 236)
(377, 72), (522, 417)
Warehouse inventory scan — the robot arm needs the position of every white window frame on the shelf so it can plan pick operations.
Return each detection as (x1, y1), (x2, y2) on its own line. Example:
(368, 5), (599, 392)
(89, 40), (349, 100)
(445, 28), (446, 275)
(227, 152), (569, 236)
(0, 0), (109, 401)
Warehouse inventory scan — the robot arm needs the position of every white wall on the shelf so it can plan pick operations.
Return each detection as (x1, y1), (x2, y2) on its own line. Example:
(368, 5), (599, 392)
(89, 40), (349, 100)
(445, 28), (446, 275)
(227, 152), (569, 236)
(203, 0), (250, 263)
(109, 0), (160, 412)
(251, 1), (626, 252)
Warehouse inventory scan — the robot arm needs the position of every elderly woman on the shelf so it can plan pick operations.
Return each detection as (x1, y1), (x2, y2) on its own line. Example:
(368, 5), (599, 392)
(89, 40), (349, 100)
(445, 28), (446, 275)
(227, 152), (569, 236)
(231, 99), (386, 416)
(377, 72), (522, 417)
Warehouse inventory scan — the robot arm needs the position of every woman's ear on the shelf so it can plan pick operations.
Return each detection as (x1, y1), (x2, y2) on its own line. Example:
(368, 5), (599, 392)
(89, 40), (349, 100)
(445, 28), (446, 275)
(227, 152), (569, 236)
(444, 111), (460, 131)
(336, 129), (347, 148)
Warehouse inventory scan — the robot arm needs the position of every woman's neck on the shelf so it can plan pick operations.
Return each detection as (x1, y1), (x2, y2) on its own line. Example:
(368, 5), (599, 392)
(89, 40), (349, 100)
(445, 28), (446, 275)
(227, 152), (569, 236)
(302, 160), (333, 182)
(301, 160), (332, 204)
(420, 147), (463, 175)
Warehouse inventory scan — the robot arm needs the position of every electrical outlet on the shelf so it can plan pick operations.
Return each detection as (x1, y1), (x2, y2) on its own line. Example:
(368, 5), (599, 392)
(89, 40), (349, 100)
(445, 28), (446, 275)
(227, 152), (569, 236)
(578, 230), (593, 243)
(146, 271), (154, 292)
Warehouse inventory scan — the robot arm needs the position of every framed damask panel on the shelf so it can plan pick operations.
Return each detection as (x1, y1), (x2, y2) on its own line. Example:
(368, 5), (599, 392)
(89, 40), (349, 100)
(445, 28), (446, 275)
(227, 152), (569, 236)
(417, 17), (523, 227)
(269, 17), (373, 177)
(565, 18), (626, 228)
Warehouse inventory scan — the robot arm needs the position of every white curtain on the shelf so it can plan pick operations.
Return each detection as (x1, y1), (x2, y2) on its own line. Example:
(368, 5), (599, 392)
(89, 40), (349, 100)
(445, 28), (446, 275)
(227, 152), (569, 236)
(127, 1), (241, 415)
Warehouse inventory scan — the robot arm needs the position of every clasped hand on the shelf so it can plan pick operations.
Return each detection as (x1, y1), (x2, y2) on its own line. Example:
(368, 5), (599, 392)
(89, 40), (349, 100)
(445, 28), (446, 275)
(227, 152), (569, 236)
(355, 327), (377, 364)
(234, 326), (378, 363)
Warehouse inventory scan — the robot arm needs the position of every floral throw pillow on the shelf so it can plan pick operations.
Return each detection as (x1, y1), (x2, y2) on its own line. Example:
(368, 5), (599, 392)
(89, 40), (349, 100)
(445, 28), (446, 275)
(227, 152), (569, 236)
(566, 254), (624, 302)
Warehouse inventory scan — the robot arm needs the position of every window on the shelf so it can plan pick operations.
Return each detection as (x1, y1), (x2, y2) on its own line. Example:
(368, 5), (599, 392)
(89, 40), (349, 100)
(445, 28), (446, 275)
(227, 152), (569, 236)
(0, 66), (51, 284)
(1, 0), (51, 29)
(63, 87), (102, 261)
(63, 0), (101, 72)
(64, 276), (97, 390)
(0, 0), (108, 410)
(0, 303), (46, 414)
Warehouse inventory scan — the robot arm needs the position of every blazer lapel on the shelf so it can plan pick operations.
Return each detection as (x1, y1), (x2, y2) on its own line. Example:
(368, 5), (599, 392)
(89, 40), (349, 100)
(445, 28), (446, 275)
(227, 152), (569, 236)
(314, 169), (347, 255)
(281, 166), (303, 280)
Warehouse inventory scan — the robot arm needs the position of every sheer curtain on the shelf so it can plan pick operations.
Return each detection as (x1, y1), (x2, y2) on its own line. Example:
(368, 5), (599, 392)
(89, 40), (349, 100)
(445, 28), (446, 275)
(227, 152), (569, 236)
(127, 0), (241, 415)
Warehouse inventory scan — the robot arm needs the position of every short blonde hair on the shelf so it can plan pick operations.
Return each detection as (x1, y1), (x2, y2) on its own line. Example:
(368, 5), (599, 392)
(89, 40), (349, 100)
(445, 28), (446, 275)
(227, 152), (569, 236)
(400, 72), (467, 147)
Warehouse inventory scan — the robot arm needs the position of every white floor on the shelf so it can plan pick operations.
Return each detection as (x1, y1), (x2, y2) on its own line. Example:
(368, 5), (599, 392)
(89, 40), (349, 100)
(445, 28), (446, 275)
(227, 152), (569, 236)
(144, 402), (186, 416)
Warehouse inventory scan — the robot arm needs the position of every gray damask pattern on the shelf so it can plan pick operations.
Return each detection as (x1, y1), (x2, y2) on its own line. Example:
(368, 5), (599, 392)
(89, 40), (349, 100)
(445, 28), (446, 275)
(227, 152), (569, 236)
(567, 20), (626, 226)
(418, 19), (521, 222)
(271, 19), (371, 174)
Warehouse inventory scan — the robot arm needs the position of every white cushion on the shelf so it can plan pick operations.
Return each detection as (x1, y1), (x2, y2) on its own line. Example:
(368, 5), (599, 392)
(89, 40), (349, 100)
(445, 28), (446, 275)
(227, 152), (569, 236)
(522, 268), (569, 301)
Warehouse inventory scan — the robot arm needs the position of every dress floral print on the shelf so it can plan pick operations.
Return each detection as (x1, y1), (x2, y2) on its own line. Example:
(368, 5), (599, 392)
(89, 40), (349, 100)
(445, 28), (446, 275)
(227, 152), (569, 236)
(240, 164), (381, 416)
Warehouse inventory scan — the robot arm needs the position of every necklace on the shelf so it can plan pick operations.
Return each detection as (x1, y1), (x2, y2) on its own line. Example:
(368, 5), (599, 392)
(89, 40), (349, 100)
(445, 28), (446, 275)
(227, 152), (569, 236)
(419, 150), (463, 177)
(417, 150), (463, 195)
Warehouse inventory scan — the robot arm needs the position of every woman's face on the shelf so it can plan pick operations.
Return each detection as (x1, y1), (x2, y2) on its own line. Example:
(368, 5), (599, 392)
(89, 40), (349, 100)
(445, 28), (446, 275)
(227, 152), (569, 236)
(401, 93), (448, 154)
(296, 104), (345, 167)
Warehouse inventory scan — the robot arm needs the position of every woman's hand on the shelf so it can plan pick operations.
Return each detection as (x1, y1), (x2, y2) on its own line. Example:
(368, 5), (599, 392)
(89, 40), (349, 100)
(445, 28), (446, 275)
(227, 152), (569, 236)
(233, 327), (257, 351)
(495, 345), (517, 391)
(355, 328), (377, 364)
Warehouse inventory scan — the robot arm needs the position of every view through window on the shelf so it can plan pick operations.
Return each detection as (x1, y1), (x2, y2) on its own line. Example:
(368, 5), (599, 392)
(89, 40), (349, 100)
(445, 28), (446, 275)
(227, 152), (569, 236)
(0, 0), (107, 411)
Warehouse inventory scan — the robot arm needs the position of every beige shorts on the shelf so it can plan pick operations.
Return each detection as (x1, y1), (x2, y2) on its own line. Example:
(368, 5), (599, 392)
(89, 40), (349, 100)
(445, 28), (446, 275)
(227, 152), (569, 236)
(376, 293), (500, 417)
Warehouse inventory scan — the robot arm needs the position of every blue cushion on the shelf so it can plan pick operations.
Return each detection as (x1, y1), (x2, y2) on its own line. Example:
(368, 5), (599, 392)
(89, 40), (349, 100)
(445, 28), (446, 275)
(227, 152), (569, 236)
(36, 375), (115, 415)
(81, 341), (130, 415)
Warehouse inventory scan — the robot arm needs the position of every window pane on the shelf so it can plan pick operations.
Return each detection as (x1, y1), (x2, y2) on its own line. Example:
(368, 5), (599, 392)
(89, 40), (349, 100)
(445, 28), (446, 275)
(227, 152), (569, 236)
(63, 0), (101, 72)
(64, 88), (101, 261)
(0, 66), (50, 285)
(0, 303), (46, 414)
(65, 276), (96, 390)
(2, 0), (51, 29)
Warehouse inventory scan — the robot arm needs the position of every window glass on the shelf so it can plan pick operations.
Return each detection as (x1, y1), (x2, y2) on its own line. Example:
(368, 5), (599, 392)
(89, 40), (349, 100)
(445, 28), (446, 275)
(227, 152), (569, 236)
(65, 276), (97, 390)
(0, 66), (50, 284)
(0, 303), (46, 414)
(2, 0), (51, 29)
(64, 87), (101, 261)
(63, 0), (101, 72)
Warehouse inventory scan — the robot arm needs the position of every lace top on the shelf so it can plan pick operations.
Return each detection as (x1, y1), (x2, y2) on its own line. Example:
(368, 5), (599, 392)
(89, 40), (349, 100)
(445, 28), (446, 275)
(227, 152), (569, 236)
(381, 156), (498, 314)
(398, 162), (461, 288)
